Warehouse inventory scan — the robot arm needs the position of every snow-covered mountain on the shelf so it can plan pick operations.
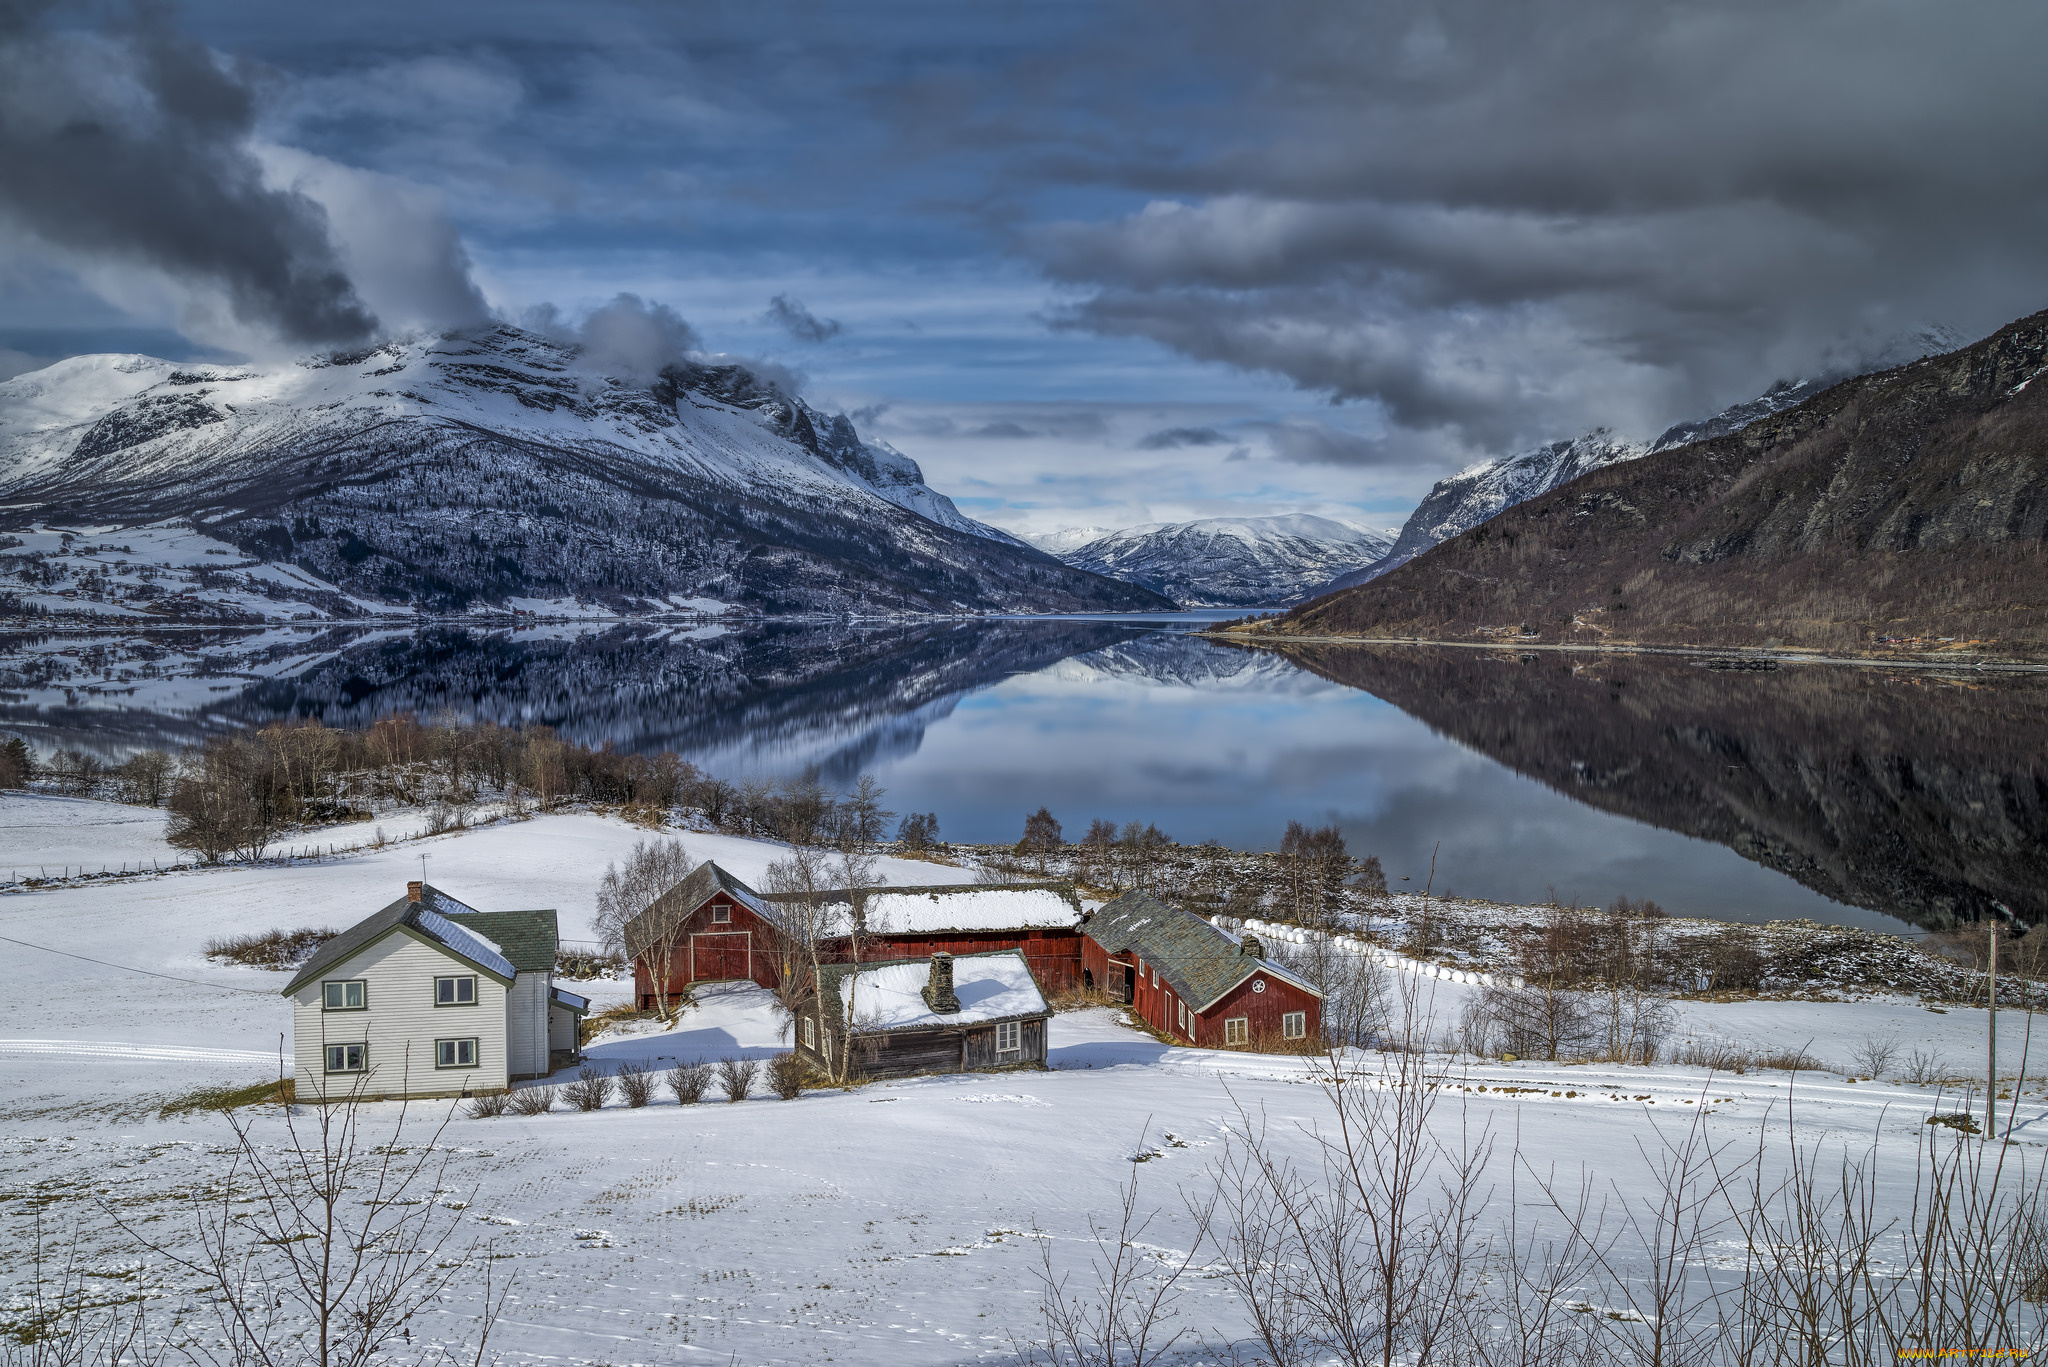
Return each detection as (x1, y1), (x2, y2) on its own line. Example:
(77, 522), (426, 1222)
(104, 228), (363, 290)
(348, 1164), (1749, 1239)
(0, 326), (1166, 619)
(1313, 328), (1971, 601)
(1045, 514), (1396, 608)
(1025, 526), (1118, 557)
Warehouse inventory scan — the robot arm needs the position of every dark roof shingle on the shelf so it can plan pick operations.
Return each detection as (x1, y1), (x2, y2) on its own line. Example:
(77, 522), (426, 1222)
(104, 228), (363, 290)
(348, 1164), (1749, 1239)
(1085, 892), (1322, 1012)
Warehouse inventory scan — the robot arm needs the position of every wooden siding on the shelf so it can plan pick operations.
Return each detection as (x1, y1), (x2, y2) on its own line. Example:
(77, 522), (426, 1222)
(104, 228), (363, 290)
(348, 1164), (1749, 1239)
(847, 927), (1083, 992)
(1194, 968), (1321, 1048)
(291, 929), (510, 1100)
(633, 890), (783, 1005)
(506, 973), (551, 1079)
(794, 1015), (1048, 1079)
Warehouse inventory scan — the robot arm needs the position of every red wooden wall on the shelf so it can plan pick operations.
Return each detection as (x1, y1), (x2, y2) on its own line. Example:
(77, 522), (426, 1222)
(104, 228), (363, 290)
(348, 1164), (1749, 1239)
(633, 890), (786, 1007)
(842, 927), (1083, 992)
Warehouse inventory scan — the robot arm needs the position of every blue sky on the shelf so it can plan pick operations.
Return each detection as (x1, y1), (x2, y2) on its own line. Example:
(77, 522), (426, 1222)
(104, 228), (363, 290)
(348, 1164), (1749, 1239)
(5, 1), (2047, 538)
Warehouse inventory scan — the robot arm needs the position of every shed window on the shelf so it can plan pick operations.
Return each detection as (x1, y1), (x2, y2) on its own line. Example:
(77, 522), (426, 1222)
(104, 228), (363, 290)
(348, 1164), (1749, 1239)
(322, 980), (366, 1011)
(1224, 1017), (1249, 1046)
(803, 1016), (817, 1049)
(435, 976), (476, 1006)
(995, 1021), (1021, 1054)
(325, 1042), (367, 1073)
(436, 1038), (478, 1069)
(1283, 1011), (1307, 1040)
(1178, 1001), (1188, 1032)
(711, 902), (731, 923)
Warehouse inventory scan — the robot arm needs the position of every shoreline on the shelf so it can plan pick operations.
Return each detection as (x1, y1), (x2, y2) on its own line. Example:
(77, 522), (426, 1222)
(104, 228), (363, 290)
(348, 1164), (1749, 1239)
(1200, 630), (2048, 674)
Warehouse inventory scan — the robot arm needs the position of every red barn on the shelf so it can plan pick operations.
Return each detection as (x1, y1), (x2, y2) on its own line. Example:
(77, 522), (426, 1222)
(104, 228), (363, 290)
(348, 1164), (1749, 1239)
(1082, 892), (1322, 1049)
(832, 884), (1085, 991)
(625, 862), (785, 1008)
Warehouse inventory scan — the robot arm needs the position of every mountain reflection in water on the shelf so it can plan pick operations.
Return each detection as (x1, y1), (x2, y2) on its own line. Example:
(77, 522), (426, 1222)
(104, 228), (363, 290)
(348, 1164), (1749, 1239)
(4, 620), (2037, 932)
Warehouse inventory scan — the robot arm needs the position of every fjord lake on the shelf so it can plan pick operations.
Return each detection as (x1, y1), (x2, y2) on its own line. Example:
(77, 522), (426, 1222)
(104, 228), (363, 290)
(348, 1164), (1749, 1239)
(8, 614), (2045, 936)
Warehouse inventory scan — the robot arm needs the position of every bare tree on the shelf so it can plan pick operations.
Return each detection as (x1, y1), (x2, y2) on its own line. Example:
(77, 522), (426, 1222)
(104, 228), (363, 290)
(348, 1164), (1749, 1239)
(761, 843), (838, 1038)
(1205, 982), (1495, 1367)
(835, 773), (894, 852)
(116, 1061), (510, 1367)
(600, 837), (696, 1017)
(1017, 806), (1065, 874)
(1022, 1128), (1210, 1367)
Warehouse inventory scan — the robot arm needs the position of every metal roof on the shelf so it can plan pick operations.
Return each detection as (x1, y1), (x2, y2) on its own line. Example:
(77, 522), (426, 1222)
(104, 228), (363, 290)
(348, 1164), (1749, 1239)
(281, 884), (518, 996)
(1085, 891), (1323, 1013)
(622, 861), (767, 959)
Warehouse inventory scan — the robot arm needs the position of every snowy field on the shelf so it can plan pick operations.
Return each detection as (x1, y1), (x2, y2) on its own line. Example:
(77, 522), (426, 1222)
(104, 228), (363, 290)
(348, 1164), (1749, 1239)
(1, 793), (2043, 1365)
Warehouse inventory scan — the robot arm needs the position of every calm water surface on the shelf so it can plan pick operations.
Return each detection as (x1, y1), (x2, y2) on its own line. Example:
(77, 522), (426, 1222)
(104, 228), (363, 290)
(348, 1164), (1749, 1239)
(8, 614), (2046, 935)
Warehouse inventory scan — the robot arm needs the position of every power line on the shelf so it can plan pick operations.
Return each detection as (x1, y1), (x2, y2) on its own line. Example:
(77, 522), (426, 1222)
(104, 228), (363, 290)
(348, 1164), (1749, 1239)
(0, 933), (277, 996)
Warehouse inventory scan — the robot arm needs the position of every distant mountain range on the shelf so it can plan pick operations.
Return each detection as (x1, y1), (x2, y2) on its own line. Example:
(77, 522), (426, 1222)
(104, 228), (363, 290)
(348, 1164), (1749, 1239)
(1030, 515), (1395, 608)
(0, 327), (1171, 620)
(1258, 308), (2048, 659)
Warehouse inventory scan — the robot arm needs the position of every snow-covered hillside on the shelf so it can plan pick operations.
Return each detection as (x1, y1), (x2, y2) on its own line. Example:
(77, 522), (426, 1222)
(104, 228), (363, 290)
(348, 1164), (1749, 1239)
(1045, 514), (1396, 607)
(1318, 329), (1970, 600)
(0, 329), (1163, 619)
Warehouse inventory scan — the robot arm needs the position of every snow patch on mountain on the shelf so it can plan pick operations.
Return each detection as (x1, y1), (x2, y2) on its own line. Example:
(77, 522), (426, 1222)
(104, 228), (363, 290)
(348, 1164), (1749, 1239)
(0, 327), (1155, 618)
(1046, 514), (1397, 608)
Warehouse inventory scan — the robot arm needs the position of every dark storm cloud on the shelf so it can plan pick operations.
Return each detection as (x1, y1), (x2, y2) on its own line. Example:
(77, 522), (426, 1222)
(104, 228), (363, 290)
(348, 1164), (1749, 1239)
(0, 1), (377, 346)
(1014, 0), (2048, 451)
(1135, 426), (1229, 449)
(1250, 421), (1407, 470)
(764, 294), (842, 343)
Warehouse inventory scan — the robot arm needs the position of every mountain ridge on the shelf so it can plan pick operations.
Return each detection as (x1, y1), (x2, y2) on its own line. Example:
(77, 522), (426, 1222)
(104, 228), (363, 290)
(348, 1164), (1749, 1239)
(1256, 309), (2048, 659)
(0, 328), (1170, 619)
(1036, 513), (1395, 607)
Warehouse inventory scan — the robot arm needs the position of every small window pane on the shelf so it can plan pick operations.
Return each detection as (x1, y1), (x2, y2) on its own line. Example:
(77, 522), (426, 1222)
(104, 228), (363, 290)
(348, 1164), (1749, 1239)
(1225, 1017), (1248, 1046)
(437, 978), (454, 1004)
(1283, 1012), (1306, 1040)
(712, 904), (731, 923)
(996, 1021), (1020, 1054)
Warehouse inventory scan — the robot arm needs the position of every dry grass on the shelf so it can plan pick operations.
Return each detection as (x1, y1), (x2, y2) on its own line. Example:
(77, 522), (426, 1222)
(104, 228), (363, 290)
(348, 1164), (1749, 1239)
(158, 1076), (294, 1118)
(1047, 984), (1123, 1013)
(580, 1003), (655, 1046)
(203, 927), (337, 968)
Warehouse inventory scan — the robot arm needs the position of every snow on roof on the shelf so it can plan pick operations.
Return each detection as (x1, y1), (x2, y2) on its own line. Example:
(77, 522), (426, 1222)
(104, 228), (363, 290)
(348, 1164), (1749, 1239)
(839, 951), (1048, 1032)
(416, 907), (516, 980)
(860, 887), (1080, 934)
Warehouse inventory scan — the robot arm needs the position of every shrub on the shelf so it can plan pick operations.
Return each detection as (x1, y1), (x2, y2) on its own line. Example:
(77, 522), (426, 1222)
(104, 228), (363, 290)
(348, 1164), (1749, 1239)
(564, 1063), (613, 1111)
(768, 1052), (806, 1099)
(204, 926), (338, 968)
(667, 1061), (713, 1105)
(1671, 1037), (1751, 1074)
(1755, 1046), (1825, 1073)
(1904, 1047), (1951, 1086)
(507, 1084), (557, 1116)
(718, 1056), (759, 1102)
(466, 1090), (508, 1118)
(1850, 1031), (1902, 1078)
(617, 1061), (656, 1108)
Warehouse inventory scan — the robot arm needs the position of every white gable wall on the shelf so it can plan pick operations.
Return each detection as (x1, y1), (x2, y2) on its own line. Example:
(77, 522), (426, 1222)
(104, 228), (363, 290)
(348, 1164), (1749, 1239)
(290, 929), (511, 1100)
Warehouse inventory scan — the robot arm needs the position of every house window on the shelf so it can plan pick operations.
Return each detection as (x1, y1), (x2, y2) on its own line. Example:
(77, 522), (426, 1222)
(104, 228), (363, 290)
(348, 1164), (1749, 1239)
(1151, 967), (1159, 988)
(711, 902), (731, 923)
(995, 1021), (1021, 1054)
(436, 1038), (479, 1069)
(803, 1017), (817, 1049)
(325, 1042), (367, 1073)
(1283, 1011), (1307, 1040)
(322, 980), (366, 1011)
(1224, 1017), (1249, 1046)
(435, 976), (476, 1006)
(1178, 1001), (1188, 1032)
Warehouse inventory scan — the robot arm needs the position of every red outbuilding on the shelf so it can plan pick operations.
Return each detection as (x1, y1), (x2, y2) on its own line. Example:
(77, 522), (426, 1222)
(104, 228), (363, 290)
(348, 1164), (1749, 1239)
(625, 861), (785, 1007)
(1082, 891), (1322, 1049)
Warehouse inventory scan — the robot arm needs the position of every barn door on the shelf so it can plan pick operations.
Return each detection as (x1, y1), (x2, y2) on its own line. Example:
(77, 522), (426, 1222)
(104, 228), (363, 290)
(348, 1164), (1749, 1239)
(692, 932), (751, 983)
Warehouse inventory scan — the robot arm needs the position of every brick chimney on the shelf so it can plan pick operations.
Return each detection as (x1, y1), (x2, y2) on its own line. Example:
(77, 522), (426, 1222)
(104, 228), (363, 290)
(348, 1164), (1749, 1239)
(922, 952), (961, 1014)
(1241, 932), (1264, 959)
(407, 880), (423, 903)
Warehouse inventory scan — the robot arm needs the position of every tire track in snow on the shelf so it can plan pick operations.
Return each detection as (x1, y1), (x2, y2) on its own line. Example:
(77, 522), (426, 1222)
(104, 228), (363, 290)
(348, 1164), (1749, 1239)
(0, 1039), (287, 1066)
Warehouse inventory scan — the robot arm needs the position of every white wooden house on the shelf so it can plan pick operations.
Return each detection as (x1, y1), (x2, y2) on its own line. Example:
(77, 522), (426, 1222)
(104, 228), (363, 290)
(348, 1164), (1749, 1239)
(283, 881), (586, 1101)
